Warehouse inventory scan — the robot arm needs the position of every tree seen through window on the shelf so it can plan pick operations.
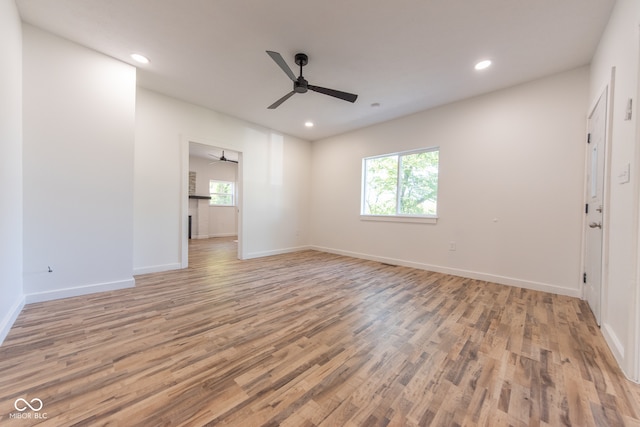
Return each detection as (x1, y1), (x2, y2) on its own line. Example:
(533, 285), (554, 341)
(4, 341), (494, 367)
(363, 149), (439, 217)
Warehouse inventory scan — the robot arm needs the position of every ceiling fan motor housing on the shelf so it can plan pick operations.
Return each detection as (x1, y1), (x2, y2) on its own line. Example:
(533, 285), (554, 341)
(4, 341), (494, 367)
(294, 78), (308, 93)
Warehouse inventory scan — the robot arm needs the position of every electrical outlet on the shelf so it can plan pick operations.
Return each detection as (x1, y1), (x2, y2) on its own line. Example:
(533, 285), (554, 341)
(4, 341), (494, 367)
(449, 241), (456, 251)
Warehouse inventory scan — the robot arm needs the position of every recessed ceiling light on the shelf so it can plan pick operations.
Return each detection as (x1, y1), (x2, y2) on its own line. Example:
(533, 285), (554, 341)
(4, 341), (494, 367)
(131, 53), (150, 64)
(475, 60), (492, 70)
(304, 121), (314, 128)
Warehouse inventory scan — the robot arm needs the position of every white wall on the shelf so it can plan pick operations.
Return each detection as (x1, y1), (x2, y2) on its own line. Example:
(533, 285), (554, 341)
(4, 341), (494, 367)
(189, 155), (238, 238)
(134, 88), (311, 273)
(22, 25), (136, 302)
(311, 67), (589, 297)
(589, 0), (640, 381)
(0, 0), (24, 343)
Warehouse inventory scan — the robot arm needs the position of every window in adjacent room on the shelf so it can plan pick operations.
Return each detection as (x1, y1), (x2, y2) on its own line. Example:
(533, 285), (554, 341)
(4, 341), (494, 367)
(361, 148), (439, 220)
(209, 180), (235, 206)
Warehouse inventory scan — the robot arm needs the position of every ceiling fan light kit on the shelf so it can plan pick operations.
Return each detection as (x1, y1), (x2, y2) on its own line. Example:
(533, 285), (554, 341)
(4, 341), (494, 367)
(266, 50), (358, 109)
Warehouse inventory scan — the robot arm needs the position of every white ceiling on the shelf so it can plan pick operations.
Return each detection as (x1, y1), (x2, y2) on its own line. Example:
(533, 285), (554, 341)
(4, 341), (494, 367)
(16, 0), (615, 141)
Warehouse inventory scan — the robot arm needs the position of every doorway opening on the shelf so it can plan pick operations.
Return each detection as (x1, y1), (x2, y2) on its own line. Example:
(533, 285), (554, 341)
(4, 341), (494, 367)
(181, 138), (243, 267)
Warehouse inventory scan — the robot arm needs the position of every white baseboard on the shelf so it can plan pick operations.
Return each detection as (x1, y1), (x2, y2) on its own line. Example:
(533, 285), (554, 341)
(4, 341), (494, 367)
(134, 263), (182, 275)
(0, 295), (25, 345)
(25, 278), (135, 304)
(602, 321), (625, 365)
(244, 245), (312, 260)
(310, 245), (582, 298)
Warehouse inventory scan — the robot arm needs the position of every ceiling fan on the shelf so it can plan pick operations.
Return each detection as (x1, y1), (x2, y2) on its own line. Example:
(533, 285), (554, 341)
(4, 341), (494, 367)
(266, 51), (358, 109)
(208, 151), (238, 164)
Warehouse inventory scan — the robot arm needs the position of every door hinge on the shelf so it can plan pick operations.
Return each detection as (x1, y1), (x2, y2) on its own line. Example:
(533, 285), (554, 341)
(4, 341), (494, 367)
(585, 203), (589, 214)
(583, 272), (587, 284)
(587, 133), (591, 144)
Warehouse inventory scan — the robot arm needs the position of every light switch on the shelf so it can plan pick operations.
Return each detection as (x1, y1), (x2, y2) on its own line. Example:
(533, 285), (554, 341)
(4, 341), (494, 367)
(618, 163), (630, 184)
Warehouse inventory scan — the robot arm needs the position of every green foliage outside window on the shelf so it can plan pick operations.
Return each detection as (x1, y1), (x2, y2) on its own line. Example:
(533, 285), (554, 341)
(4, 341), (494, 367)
(363, 149), (439, 216)
(210, 180), (235, 206)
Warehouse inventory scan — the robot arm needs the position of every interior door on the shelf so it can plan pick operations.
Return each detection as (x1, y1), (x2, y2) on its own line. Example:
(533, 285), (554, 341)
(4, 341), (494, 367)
(585, 90), (607, 325)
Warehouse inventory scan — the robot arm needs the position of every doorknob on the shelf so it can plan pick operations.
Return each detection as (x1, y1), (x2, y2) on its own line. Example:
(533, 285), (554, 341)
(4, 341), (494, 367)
(589, 222), (602, 229)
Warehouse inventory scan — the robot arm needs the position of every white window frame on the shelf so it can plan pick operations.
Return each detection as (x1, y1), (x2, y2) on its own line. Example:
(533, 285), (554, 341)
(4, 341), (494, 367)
(360, 147), (439, 224)
(209, 180), (235, 206)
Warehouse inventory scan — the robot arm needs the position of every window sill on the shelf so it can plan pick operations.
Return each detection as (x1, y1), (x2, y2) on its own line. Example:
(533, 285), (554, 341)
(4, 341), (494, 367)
(360, 215), (437, 224)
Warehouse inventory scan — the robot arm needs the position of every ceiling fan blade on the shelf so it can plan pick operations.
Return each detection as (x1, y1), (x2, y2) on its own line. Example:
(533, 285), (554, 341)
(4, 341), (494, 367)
(308, 85), (358, 103)
(220, 151), (239, 164)
(266, 51), (297, 82)
(219, 157), (239, 164)
(268, 91), (295, 109)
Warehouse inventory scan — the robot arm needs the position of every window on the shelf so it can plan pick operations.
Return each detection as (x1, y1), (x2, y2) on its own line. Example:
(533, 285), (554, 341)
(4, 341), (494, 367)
(209, 180), (235, 206)
(362, 148), (439, 219)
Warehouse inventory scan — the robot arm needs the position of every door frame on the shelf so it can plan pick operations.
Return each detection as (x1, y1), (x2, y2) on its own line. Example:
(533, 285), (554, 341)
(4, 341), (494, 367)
(582, 80), (613, 324)
(180, 135), (244, 268)
(634, 26), (640, 382)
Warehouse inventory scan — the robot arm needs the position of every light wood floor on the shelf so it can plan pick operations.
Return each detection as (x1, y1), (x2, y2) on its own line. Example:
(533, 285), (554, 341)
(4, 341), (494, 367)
(1, 238), (639, 426)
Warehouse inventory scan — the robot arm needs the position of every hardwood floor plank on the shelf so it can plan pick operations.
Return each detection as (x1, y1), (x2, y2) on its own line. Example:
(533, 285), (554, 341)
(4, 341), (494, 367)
(0, 237), (639, 426)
